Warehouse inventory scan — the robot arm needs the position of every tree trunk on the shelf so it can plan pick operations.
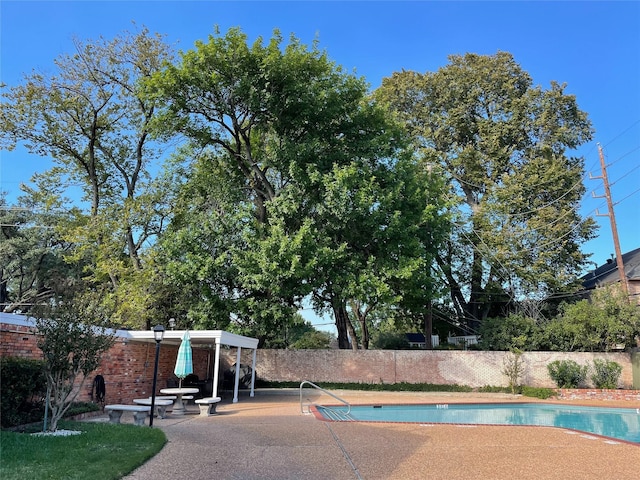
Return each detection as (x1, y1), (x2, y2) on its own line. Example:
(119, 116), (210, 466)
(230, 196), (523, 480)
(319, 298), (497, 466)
(423, 303), (433, 350)
(0, 271), (8, 312)
(331, 298), (351, 349)
(350, 300), (370, 350)
(437, 246), (484, 334)
(47, 369), (87, 432)
(346, 316), (359, 351)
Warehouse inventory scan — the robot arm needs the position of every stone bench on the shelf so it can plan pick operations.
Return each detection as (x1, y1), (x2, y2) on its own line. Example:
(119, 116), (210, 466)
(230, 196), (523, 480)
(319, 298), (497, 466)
(195, 397), (222, 416)
(133, 398), (174, 419)
(104, 404), (151, 426)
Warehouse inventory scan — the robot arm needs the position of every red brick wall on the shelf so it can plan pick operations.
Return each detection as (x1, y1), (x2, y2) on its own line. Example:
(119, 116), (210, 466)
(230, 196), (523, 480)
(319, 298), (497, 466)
(3, 321), (638, 402)
(0, 322), (40, 358)
(1, 323), (214, 404)
(93, 341), (212, 404)
(556, 388), (640, 402)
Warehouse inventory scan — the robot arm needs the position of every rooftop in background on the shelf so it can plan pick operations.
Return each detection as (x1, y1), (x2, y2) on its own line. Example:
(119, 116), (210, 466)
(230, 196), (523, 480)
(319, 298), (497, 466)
(581, 247), (640, 290)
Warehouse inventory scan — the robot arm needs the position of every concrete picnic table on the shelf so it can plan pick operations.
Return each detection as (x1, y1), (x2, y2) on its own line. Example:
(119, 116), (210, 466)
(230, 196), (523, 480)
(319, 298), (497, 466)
(160, 387), (199, 415)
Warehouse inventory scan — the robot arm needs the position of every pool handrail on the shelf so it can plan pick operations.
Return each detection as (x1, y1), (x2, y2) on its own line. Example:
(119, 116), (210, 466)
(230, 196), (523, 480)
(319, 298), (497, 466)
(300, 380), (351, 415)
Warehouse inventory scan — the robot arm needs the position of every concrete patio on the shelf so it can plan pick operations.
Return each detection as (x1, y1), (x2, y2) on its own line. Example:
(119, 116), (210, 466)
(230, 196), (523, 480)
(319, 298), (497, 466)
(84, 389), (640, 480)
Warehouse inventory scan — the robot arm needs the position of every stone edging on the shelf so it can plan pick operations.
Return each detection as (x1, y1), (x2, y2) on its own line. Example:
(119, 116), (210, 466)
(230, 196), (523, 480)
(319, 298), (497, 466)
(555, 388), (640, 401)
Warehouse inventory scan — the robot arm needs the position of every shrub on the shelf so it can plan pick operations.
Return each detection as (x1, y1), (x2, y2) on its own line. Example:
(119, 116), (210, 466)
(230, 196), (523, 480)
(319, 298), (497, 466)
(540, 286), (640, 351)
(521, 386), (555, 399)
(64, 401), (101, 417)
(371, 332), (410, 350)
(270, 380), (473, 392)
(290, 330), (333, 349)
(590, 359), (622, 389)
(477, 385), (513, 393)
(0, 357), (47, 428)
(547, 359), (588, 388)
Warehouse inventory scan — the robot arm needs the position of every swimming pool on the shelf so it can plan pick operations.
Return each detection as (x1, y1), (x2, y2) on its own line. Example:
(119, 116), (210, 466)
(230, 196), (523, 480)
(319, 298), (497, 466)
(315, 403), (640, 444)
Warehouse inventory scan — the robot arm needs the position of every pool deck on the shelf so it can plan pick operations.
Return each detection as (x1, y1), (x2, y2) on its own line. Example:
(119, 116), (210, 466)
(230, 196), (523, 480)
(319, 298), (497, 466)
(106, 389), (639, 480)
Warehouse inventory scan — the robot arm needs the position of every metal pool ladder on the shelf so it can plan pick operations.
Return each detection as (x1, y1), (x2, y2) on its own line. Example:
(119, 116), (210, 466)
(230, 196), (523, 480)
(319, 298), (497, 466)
(300, 380), (351, 416)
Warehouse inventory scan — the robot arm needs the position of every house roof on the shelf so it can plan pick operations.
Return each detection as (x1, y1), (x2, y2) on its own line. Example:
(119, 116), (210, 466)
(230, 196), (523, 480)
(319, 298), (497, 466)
(582, 247), (640, 290)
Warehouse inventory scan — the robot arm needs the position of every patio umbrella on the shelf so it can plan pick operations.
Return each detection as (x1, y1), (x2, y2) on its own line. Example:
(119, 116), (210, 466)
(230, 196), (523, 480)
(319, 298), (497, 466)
(174, 330), (193, 388)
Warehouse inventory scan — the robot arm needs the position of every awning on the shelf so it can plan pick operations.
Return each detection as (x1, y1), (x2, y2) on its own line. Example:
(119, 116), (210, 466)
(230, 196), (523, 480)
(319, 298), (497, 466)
(123, 329), (259, 403)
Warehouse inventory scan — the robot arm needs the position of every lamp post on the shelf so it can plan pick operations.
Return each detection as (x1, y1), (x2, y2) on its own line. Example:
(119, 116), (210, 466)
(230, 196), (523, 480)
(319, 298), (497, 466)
(149, 324), (165, 427)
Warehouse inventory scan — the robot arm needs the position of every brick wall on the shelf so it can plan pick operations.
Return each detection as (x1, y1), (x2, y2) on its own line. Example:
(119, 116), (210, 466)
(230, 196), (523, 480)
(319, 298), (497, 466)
(556, 389), (640, 401)
(248, 349), (636, 389)
(0, 322), (40, 358)
(3, 320), (638, 406)
(1, 322), (212, 404)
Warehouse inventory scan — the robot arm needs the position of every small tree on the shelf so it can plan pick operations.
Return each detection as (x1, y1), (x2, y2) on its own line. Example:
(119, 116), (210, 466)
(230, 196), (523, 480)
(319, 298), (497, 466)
(33, 292), (115, 431)
(502, 348), (525, 394)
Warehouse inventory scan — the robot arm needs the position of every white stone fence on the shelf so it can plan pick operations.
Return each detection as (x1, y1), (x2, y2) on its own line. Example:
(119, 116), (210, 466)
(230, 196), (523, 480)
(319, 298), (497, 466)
(224, 349), (639, 389)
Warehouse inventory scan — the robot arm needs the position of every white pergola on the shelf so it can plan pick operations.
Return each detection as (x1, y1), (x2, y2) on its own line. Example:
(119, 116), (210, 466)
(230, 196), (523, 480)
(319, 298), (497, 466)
(123, 329), (259, 403)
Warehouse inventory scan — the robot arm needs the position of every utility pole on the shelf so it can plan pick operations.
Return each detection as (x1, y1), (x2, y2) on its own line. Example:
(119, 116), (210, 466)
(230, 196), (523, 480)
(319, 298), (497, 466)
(590, 144), (629, 297)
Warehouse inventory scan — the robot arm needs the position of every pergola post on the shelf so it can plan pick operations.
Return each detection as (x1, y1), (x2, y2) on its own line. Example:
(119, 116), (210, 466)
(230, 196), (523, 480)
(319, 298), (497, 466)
(233, 347), (242, 403)
(212, 341), (221, 398)
(250, 348), (257, 397)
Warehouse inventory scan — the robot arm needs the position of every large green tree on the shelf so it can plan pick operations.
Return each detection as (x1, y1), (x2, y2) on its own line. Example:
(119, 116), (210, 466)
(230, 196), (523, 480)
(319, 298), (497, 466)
(149, 28), (449, 348)
(1, 29), (174, 326)
(376, 52), (596, 331)
(153, 148), (255, 332)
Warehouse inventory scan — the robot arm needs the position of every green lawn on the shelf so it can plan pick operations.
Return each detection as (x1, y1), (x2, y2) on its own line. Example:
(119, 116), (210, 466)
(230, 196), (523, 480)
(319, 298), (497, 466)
(0, 421), (166, 480)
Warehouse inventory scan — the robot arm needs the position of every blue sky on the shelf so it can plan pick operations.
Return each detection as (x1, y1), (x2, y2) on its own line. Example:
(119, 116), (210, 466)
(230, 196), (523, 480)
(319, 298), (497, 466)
(1, 1), (639, 329)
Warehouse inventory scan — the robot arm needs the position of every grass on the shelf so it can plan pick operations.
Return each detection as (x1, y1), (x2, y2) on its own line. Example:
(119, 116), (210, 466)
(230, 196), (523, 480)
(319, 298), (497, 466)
(0, 421), (166, 480)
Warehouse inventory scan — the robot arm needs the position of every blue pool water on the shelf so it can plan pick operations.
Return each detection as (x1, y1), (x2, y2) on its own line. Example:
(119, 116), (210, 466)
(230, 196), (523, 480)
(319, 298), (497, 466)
(316, 403), (640, 444)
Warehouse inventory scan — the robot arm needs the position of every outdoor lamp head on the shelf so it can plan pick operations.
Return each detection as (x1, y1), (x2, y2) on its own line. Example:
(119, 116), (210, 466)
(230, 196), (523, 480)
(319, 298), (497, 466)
(153, 324), (165, 343)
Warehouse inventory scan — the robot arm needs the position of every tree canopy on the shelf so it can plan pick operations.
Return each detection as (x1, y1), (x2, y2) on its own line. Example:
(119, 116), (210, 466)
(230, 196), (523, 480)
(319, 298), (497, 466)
(1, 28), (174, 326)
(147, 28), (449, 348)
(375, 52), (597, 332)
(1, 28), (614, 351)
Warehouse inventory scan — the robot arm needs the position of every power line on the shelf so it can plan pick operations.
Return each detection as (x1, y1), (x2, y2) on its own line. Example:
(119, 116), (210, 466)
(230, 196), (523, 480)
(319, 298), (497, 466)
(614, 186), (640, 205)
(606, 144), (640, 170)
(602, 119), (640, 149)
(610, 161), (640, 187)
